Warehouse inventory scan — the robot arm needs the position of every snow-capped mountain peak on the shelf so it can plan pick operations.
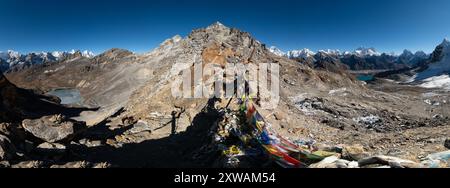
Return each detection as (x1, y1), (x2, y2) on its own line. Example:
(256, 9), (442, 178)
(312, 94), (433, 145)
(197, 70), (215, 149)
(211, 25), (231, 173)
(268, 46), (317, 59)
(415, 38), (450, 81)
(0, 50), (21, 60)
(7, 50), (20, 59)
(51, 51), (64, 58)
(206, 21), (230, 32)
(268, 46), (286, 57)
(68, 49), (95, 57)
(287, 48), (315, 59)
(318, 49), (340, 56)
(343, 51), (353, 56)
(82, 50), (95, 58)
(437, 38), (450, 57)
(354, 47), (380, 57)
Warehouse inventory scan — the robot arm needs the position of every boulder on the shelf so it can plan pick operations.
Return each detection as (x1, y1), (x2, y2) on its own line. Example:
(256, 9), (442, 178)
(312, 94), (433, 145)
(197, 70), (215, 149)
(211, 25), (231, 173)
(342, 144), (370, 161)
(11, 160), (44, 168)
(36, 142), (66, 153)
(0, 160), (10, 168)
(309, 156), (358, 168)
(358, 155), (423, 168)
(78, 139), (103, 148)
(348, 161), (359, 168)
(22, 114), (86, 143)
(309, 156), (340, 168)
(126, 120), (152, 134)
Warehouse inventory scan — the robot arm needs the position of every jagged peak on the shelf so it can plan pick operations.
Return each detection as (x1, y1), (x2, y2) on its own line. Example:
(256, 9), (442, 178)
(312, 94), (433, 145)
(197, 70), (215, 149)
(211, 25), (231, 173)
(209, 21), (226, 27)
(104, 48), (131, 53)
(268, 46), (286, 56)
(187, 22), (260, 50)
(156, 35), (183, 51)
(93, 48), (133, 61)
(171, 35), (182, 42)
(318, 49), (340, 54)
(441, 38), (450, 46)
(355, 47), (376, 52)
(164, 35), (183, 44)
(403, 49), (413, 53)
(415, 50), (426, 54)
(99, 48), (132, 57)
(354, 47), (380, 56)
(399, 49), (413, 57)
(205, 21), (231, 31)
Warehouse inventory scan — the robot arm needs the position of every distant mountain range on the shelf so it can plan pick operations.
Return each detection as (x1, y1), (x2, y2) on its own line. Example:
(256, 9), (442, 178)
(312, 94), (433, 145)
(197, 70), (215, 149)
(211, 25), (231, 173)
(268, 39), (450, 86)
(269, 46), (430, 71)
(341, 38), (450, 86)
(0, 50), (94, 72)
(269, 46), (427, 59)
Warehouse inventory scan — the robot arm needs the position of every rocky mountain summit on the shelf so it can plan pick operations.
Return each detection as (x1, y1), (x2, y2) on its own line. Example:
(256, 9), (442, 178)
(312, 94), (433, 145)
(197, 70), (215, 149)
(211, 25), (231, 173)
(1, 23), (449, 168)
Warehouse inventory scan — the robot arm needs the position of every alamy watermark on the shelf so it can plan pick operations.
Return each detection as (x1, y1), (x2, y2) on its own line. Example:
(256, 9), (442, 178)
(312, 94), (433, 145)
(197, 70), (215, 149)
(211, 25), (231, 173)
(170, 55), (280, 109)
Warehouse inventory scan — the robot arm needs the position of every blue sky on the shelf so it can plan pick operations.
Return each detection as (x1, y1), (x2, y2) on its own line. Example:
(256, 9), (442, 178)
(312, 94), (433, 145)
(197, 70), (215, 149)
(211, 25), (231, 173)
(0, 0), (449, 54)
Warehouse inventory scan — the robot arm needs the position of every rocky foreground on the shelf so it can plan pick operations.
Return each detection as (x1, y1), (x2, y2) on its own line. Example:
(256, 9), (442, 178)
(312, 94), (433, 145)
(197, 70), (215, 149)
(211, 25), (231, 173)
(1, 23), (449, 168)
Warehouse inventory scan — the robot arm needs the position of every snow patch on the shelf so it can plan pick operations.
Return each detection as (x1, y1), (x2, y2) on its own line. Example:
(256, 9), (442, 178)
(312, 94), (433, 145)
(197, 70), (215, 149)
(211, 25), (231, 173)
(422, 92), (439, 98)
(44, 65), (66, 74)
(423, 99), (441, 106)
(419, 75), (450, 90)
(328, 88), (348, 96)
(353, 115), (381, 125)
(290, 94), (327, 116)
(404, 74), (417, 83)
